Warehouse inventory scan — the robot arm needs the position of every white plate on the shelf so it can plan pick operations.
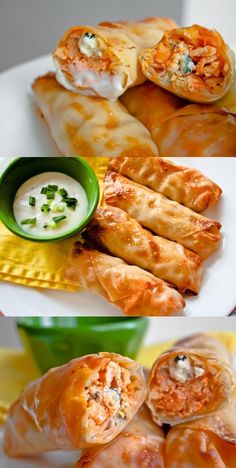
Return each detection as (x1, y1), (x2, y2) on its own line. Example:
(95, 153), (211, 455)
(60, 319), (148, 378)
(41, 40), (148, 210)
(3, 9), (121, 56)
(0, 57), (236, 317)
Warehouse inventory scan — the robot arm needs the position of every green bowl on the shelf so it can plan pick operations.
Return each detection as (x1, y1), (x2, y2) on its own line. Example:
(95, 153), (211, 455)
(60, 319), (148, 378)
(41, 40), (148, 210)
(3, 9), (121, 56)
(17, 317), (148, 374)
(0, 157), (100, 242)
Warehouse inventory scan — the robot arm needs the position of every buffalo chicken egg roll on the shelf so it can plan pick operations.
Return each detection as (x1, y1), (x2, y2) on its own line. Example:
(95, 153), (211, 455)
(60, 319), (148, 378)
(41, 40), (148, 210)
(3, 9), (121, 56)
(4, 353), (146, 457)
(152, 104), (236, 157)
(53, 17), (177, 100)
(103, 172), (221, 259)
(32, 73), (158, 158)
(146, 334), (234, 426)
(63, 242), (185, 316)
(121, 83), (236, 157)
(139, 25), (235, 103)
(108, 157), (222, 212)
(165, 385), (236, 467)
(77, 406), (165, 467)
(84, 206), (203, 294)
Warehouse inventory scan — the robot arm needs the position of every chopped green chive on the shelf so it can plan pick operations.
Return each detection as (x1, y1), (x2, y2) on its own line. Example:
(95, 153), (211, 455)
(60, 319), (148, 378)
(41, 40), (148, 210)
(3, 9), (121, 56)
(62, 197), (78, 209)
(41, 204), (51, 213)
(52, 215), (67, 224)
(21, 217), (36, 225)
(29, 196), (36, 206)
(58, 188), (68, 198)
(40, 187), (47, 194)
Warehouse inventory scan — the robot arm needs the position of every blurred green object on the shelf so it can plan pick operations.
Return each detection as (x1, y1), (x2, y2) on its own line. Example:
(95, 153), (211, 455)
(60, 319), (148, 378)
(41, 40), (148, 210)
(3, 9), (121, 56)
(17, 317), (148, 374)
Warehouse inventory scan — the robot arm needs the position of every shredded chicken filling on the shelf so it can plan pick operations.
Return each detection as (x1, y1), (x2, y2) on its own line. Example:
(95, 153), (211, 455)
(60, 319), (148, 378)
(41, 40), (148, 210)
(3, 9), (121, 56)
(84, 360), (139, 439)
(153, 38), (228, 93)
(149, 355), (226, 418)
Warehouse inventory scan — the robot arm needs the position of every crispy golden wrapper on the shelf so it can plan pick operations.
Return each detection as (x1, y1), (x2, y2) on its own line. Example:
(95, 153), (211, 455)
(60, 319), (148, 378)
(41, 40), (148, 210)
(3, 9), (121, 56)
(32, 73), (158, 158)
(77, 406), (165, 467)
(108, 156), (222, 212)
(53, 17), (177, 99)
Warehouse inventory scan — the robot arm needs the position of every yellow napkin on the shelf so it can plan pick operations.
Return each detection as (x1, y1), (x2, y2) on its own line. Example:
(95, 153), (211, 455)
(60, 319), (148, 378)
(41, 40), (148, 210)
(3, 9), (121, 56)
(0, 157), (109, 291)
(1, 331), (235, 426)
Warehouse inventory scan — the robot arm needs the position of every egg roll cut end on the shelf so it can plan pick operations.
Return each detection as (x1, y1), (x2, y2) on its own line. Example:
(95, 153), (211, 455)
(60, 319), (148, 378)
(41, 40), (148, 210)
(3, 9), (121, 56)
(147, 351), (233, 424)
(78, 357), (145, 445)
(140, 24), (234, 102)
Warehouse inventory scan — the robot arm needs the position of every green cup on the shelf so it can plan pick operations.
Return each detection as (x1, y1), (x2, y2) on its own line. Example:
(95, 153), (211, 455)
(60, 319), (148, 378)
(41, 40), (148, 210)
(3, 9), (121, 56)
(17, 317), (148, 374)
(0, 157), (100, 242)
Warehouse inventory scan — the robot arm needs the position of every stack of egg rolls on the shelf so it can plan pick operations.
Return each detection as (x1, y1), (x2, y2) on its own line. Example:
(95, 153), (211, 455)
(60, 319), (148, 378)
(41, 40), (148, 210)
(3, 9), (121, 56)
(84, 206), (203, 294)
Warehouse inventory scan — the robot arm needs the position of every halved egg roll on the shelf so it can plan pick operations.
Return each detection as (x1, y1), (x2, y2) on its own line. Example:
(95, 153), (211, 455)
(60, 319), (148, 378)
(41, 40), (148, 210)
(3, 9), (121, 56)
(77, 406), (165, 467)
(121, 83), (236, 157)
(53, 17), (177, 100)
(103, 172), (221, 259)
(32, 73), (158, 158)
(166, 386), (236, 467)
(84, 206), (203, 294)
(108, 157), (222, 212)
(64, 242), (185, 316)
(4, 353), (146, 457)
(139, 25), (235, 103)
(146, 334), (234, 426)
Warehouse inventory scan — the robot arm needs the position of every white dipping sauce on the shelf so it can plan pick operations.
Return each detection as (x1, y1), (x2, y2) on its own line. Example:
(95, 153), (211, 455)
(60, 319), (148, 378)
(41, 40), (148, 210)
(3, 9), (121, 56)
(13, 172), (88, 237)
